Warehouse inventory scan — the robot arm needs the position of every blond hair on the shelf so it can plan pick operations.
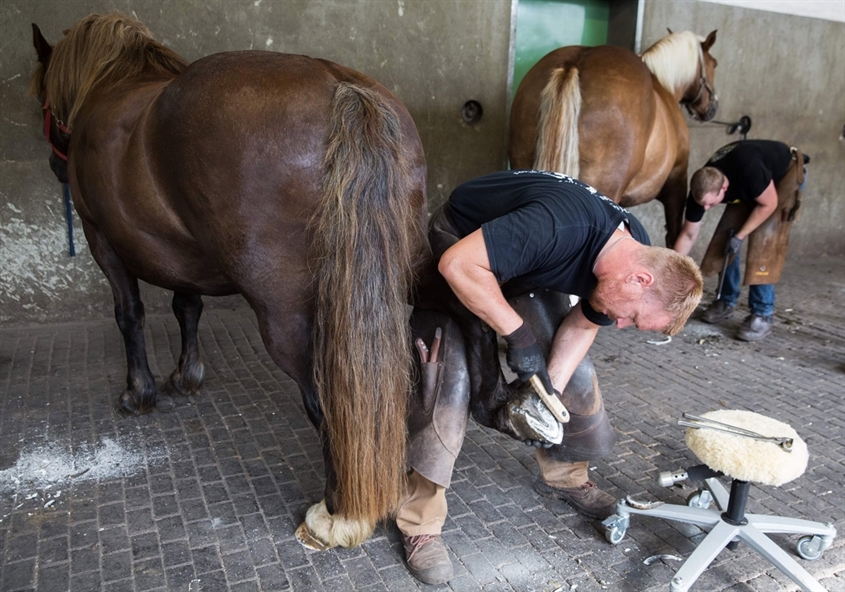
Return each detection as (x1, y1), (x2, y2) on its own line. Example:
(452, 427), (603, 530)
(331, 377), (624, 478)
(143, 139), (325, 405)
(690, 167), (725, 204)
(639, 246), (703, 336)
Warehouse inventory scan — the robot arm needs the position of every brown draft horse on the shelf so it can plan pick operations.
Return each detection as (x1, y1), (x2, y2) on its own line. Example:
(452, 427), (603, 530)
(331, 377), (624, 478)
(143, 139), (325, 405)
(31, 13), (428, 549)
(509, 30), (718, 246)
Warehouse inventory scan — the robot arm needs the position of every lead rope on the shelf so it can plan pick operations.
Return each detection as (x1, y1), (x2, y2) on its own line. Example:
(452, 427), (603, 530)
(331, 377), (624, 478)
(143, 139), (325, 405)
(63, 183), (76, 257)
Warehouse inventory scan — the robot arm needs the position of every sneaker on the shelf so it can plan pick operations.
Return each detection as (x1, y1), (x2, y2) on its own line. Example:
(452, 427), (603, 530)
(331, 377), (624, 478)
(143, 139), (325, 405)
(736, 314), (773, 341)
(402, 534), (453, 585)
(701, 300), (735, 324)
(534, 479), (617, 520)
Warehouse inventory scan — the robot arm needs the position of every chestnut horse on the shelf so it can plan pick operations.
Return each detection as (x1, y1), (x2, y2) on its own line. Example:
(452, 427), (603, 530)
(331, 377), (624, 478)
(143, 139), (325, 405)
(31, 14), (428, 549)
(509, 30), (718, 246)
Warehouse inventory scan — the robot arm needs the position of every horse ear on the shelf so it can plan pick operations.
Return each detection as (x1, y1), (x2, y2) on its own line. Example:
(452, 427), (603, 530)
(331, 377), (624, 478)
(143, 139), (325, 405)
(702, 30), (717, 52)
(32, 23), (52, 65)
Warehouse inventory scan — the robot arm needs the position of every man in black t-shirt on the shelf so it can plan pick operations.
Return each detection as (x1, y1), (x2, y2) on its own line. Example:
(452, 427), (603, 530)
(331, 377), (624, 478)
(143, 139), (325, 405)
(397, 170), (703, 585)
(674, 140), (794, 341)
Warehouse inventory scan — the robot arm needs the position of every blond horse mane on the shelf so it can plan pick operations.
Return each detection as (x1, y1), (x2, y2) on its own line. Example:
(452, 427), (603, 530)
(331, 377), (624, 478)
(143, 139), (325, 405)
(32, 13), (187, 128)
(640, 31), (703, 95)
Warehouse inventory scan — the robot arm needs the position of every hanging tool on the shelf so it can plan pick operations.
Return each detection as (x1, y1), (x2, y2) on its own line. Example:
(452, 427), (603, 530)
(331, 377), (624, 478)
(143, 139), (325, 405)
(715, 229), (735, 301)
(679, 412), (793, 451)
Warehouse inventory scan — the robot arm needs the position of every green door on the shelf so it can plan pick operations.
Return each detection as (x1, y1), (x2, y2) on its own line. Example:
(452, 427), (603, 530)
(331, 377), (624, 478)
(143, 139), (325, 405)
(512, 0), (610, 95)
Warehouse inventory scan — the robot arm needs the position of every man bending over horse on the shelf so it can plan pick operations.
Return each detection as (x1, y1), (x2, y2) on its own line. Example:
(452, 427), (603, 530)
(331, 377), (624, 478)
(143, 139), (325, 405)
(674, 140), (807, 341)
(399, 170), (703, 585)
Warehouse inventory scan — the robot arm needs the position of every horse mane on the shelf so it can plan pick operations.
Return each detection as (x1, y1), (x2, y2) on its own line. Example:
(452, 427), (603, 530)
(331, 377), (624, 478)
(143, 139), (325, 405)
(37, 13), (188, 128)
(640, 31), (703, 94)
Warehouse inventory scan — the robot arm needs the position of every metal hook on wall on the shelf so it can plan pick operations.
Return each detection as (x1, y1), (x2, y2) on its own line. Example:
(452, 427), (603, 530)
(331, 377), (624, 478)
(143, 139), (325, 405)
(703, 115), (752, 140)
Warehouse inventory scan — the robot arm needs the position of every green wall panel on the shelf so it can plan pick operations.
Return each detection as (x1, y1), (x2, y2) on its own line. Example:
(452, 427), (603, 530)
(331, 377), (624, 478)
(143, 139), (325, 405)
(513, 0), (609, 93)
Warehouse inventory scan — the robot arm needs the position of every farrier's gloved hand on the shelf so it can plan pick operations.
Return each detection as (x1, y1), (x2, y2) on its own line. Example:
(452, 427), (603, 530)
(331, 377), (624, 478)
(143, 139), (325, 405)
(725, 234), (743, 256)
(504, 322), (553, 394)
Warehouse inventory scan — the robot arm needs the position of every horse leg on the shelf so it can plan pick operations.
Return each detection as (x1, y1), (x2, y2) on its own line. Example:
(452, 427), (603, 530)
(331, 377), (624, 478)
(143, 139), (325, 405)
(81, 221), (157, 414)
(164, 292), (205, 396)
(248, 305), (374, 549)
(658, 167), (689, 247)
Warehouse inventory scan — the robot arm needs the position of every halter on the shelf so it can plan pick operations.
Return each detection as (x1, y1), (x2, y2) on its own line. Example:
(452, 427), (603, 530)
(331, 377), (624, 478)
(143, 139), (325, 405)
(41, 97), (71, 162)
(683, 47), (716, 120)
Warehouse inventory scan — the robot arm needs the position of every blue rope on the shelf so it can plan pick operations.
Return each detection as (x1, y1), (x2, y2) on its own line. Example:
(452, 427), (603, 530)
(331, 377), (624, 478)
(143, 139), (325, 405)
(63, 183), (75, 257)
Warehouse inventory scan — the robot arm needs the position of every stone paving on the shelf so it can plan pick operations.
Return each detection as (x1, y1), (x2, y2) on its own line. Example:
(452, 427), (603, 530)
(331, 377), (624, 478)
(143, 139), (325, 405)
(1, 256), (843, 592)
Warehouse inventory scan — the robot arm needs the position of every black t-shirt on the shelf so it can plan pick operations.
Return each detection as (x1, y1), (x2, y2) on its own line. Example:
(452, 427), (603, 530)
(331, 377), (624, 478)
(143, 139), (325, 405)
(447, 170), (651, 326)
(685, 140), (793, 223)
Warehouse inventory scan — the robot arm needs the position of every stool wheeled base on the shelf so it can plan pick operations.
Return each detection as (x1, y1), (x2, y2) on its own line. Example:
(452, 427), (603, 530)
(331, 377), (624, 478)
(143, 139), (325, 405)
(602, 467), (836, 592)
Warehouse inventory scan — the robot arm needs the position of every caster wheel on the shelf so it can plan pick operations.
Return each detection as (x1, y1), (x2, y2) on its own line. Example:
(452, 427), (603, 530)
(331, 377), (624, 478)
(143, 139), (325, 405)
(686, 489), (713, 510)
(605, 524), (626, 545)
(796, 535), (825, 561)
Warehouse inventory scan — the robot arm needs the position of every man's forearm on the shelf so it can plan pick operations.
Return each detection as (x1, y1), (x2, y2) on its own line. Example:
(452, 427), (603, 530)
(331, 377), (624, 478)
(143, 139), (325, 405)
(737, 182), (778, 240)
(547, 304), (599, 393)
(438, 229), (524, 336)
(737, 202), (776, 239)
(673, 221), (700, 256)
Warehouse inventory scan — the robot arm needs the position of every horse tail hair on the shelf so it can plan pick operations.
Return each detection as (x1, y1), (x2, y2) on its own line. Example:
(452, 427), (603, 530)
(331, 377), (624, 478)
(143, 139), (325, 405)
(535, 66), (581, 178)
(311, 82), (418, 534)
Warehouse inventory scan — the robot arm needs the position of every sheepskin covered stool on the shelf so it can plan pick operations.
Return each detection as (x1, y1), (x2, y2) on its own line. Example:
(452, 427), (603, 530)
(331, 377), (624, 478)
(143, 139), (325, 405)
(684, 409), (808, 486)
(601, 410), (837, 592)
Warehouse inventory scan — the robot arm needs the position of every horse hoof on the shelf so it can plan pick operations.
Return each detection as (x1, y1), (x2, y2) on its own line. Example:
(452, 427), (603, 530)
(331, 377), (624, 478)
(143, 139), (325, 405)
(295, 522), (331, 551)
(165, 364), (204, 396)
(117, 391), (154, 416)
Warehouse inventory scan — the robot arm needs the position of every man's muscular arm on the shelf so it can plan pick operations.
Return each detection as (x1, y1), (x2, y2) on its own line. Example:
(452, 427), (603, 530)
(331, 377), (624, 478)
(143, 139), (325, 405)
(438, 229), (523, 335)
(736, 180), (778, 240)
(673, 219), (702, 256)
(547, 302), (600, 393)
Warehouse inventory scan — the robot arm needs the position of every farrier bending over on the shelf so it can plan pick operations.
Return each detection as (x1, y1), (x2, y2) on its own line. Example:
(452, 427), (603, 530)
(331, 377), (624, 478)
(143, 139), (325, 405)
(674, 140), (797, 341)
(398, 170), (703, 585)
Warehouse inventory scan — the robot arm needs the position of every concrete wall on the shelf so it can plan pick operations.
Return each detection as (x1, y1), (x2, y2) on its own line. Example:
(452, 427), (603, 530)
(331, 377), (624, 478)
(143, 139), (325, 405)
(1, 0), (843, 326)
(0, 0), (513, 325)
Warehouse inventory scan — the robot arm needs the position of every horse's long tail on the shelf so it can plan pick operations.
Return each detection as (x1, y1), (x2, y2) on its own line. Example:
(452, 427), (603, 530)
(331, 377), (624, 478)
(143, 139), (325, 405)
(311, 83), (419, 533)
(535, 66), (581, 178)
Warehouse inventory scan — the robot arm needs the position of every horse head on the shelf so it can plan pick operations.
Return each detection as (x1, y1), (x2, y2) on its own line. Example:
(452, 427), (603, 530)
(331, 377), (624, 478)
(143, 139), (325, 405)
(685, 30), (719, 122)
(31, 24), (69, 183)
(30, 14), (188, 184)
(641, 30), (719, 123)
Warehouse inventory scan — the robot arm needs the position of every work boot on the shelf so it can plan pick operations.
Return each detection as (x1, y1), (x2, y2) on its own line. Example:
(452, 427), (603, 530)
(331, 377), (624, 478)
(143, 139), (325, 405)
(402, 534), (454, 585)
(534, 479), (617, 520)
(701, 300), (735, 324)
(736, 314), (773, 342)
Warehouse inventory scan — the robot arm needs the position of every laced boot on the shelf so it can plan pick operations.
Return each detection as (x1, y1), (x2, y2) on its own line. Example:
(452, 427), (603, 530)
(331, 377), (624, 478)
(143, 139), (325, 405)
(534, 479), (617, 520)
(402, 534), (453, 584)
(736, 314), (773, 341)
(701, 300), (735, 324)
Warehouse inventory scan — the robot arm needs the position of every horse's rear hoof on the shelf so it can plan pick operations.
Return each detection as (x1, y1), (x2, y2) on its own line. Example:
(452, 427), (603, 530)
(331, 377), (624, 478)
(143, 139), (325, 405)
(295, 521), (331, 551)
(164, 363), (204, 396)
(117, 391), (155, 416)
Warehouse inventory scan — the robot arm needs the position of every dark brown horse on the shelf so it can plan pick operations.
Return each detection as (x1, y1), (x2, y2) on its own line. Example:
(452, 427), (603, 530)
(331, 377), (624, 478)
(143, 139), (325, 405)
(31, 13), (428, 549)
(509, 30), (718, 246)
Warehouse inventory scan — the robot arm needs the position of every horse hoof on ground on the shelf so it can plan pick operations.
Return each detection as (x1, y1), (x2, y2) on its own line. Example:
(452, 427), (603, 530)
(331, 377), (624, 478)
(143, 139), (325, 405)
(295, 500), (374, 550)
(164, 364), (204, 396)
(116, 390), (155, 416)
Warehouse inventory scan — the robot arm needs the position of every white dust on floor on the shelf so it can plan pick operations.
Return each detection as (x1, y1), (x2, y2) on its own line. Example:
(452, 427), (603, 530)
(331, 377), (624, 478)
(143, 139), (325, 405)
(0, 436), (165, 515)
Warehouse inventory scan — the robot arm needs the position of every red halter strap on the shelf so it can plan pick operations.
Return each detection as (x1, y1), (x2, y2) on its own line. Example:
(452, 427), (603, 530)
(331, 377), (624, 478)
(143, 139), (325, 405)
(42, 97), (71, 162)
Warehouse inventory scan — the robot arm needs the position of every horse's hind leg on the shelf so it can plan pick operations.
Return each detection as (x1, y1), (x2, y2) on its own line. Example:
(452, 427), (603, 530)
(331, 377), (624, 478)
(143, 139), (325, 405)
(658, 167), (688, 247)
(81, 222), (157, 414)
(164, 292), (205, 396)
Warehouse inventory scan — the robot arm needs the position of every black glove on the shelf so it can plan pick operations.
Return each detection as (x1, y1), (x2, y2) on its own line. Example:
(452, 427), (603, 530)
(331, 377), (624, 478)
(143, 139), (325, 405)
(504, 322), (553, 394)
(725, 234), (743, 256)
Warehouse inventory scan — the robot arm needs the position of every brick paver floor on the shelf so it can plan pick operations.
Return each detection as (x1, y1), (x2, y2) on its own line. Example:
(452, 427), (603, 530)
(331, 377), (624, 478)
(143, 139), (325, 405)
(1, 256), (843, 591)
